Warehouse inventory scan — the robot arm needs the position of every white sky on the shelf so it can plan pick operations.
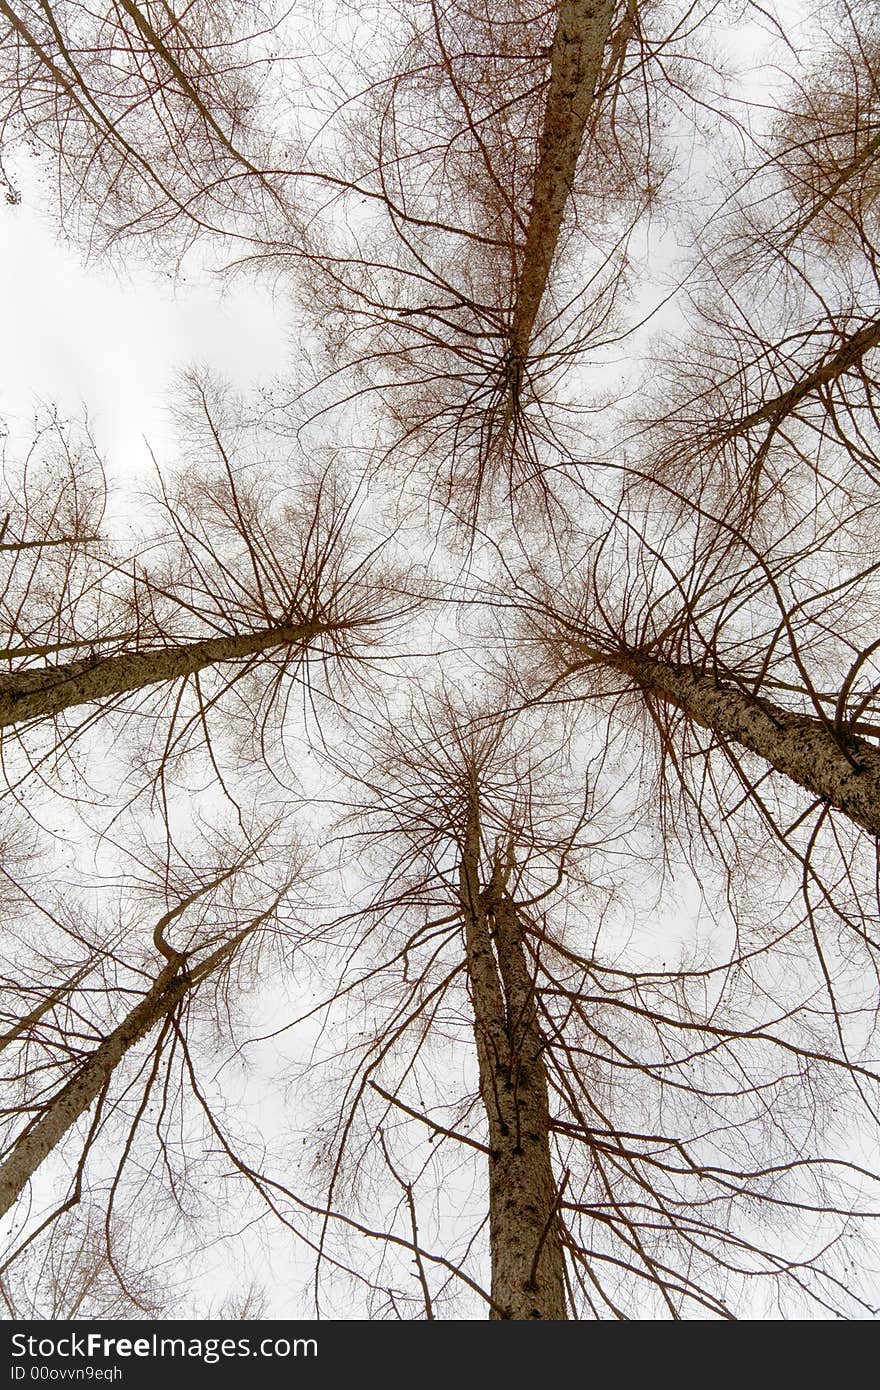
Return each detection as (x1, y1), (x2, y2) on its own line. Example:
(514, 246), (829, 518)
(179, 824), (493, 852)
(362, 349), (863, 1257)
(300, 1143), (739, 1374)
(0, 174), (291, 488)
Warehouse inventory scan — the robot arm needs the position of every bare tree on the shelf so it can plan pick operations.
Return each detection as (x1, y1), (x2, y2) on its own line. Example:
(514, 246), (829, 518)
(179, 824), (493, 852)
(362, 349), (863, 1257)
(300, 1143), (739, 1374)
(0, 810), (314, 1298)
(1, 0), (880, 1323)
(633, 2), (880, 519)
(0, 0), (296, 254)
(0, 1203), (165, 1318)
(271, 0), (712, 529)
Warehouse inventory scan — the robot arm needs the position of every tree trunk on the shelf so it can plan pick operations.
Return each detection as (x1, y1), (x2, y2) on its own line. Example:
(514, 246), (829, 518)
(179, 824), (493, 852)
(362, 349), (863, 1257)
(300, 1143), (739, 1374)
(458, 805), (567, 1318)
(0, 967), (89, 1054)
(580, 645), (880, 837)
(0, 925), (248, 1218)
(509, 0), (616, 363)
(726, 316), (880, 439)
(0, 962), (189, 1218)
(0, 622), (321, 728)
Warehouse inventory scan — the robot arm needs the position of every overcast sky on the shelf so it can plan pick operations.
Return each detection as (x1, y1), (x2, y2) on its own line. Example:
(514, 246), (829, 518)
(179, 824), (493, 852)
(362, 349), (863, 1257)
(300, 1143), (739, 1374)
(0, 171), (291, 493)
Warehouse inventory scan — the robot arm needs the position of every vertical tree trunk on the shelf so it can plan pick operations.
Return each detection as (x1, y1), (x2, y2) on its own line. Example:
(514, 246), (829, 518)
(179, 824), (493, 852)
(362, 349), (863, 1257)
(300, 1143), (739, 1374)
(509, 0), (617, 362)
(458, 804), (567, 1318)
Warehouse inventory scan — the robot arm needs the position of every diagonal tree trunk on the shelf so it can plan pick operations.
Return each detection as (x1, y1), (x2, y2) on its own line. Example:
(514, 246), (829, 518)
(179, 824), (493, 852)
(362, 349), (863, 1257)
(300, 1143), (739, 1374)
(0, 961), (188, 1219)
(723, 316), (880, 440)
(0, 928), (248, 1219)
(458, 803), (567, 1318)
(0, 622), (323, 729)
(571, 644), (880, 837)
(782, 128), (880, 249)
(0, 967), (90, 1055)
(508, 0), (617, 364)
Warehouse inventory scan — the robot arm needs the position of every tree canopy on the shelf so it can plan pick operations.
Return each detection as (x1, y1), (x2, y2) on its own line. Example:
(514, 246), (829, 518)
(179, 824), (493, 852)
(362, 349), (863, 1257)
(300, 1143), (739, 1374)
(0, 0), (879, 1320)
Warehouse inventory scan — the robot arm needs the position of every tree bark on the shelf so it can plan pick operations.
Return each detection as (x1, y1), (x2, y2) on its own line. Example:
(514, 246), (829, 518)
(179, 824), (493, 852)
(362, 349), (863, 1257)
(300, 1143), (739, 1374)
(579, 645), (880, 837)
(509, 0), (617, 363)
(725, 316), (880, 439)
(0, 967), (89, 1054)
(0, 962), (189, 1218)
(0, 622), (321, 728)
(458, 804), (567, 1318)
(0, 928), (247, 1218)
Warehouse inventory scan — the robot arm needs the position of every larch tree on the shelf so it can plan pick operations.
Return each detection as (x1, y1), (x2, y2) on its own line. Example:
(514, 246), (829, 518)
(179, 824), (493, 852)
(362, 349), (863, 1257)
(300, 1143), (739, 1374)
(0, 0), (879, 1321)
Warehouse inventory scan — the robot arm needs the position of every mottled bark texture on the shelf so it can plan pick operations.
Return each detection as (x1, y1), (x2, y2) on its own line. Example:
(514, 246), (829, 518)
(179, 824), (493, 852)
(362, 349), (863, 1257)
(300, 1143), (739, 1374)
(458, 806), (566, 1319)
(0, 622), (321, 728)
(509, 0), (617, 363)
(580, 645), (880, 837)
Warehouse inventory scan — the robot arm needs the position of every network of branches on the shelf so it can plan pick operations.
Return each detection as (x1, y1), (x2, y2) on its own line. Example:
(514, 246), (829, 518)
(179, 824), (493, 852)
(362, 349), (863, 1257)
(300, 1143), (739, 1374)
(0, 0), (878, 1320)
